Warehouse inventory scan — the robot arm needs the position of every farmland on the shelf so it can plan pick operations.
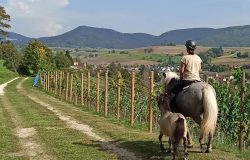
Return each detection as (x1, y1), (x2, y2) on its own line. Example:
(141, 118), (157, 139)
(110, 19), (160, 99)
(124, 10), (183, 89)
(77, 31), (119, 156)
(0, 76), (249, 160)
(63, 45), (250, 67)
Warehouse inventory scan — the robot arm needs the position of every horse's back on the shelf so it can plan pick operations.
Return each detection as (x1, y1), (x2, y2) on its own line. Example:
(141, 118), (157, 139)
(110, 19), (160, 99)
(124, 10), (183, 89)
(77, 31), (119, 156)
(176, 82), (216, 118)
(160, 113), (186, 137)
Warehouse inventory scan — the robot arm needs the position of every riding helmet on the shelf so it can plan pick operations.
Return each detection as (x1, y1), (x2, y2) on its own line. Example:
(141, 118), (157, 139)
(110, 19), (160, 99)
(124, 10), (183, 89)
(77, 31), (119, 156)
(185, 40), (196, 50)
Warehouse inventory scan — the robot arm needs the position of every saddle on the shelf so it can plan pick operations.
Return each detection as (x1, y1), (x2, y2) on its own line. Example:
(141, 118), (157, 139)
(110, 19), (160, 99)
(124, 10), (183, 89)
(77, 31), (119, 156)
(170, 80), (200, 112)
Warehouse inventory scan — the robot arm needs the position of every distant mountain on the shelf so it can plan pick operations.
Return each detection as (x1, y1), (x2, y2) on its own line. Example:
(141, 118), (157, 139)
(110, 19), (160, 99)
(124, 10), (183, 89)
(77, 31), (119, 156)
(198, 25), (250, 47)
(7, 25), (250, 48)
(5, 32), (32, 45)
(158, 28), (220, 44)
(38, 26), (159, 48)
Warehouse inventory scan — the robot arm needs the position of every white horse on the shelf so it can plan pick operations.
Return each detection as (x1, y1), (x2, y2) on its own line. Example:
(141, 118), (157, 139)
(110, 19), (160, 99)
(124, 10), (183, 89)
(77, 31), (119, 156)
(157, 93), (188, 160)
(160, 71), (218, 153)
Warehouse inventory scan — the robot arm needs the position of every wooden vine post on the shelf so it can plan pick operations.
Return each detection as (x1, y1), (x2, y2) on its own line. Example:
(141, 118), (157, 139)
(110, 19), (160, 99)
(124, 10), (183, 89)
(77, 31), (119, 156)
(46, 72), (48, 91)
(117, 72), (121, 120)
(59, 71), (62, 96)
(96, 72), (100, 113)
(81, 73), (84, 106)
(70, 74), (73, 103)
(130, 71), (135, 126)
(51, 72), (53, 92)
(65, 73), (69, 102)
(88, 71), (91, 109)
(148, 71), (154, 133)
(48, 72), (50, 92)
(53, 72), (55, 92)
(43, 73), (46, 90)
(75, 92), (78, 105)
(55, 71), (58, 94)
(104, 71), (108, 117)
(239, 71), (246, 151)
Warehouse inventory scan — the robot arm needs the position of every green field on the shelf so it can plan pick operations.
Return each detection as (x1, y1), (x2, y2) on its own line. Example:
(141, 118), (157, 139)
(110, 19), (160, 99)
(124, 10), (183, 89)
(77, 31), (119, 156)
(0, 60), (18, 84)
(51, 46), (250, 66)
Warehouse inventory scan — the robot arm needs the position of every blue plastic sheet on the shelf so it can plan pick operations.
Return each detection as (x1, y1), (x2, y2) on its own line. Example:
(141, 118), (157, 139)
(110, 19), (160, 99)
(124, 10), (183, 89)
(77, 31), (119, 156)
(33, 74), (39, 87)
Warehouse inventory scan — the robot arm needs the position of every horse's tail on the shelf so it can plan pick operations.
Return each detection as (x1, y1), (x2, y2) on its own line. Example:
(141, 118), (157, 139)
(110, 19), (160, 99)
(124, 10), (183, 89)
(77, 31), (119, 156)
(174, 117), (185, 146)
(201, 86), (218, 138)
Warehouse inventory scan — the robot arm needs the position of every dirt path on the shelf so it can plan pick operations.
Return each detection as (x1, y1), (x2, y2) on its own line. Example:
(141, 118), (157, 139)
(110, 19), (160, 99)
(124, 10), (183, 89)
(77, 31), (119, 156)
(0, 78), (55, 160)
(18, 78), (140, 160)
(0, 77), (19, 95)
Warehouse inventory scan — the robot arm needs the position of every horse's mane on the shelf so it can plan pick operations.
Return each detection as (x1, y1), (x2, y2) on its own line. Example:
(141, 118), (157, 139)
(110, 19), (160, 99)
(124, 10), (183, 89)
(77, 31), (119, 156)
(157, 93), (171, 112)
(161, 71), (179, 86)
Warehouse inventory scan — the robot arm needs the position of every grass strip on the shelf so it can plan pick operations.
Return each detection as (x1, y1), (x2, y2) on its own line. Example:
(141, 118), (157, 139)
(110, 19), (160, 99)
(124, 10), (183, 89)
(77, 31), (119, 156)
(5, 78), (118, 160)
(0, 99), (25, 160)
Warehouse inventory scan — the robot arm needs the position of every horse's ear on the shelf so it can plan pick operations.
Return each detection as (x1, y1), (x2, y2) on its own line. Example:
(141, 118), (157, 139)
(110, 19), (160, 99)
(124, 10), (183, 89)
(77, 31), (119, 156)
(163, 72), (166, 78)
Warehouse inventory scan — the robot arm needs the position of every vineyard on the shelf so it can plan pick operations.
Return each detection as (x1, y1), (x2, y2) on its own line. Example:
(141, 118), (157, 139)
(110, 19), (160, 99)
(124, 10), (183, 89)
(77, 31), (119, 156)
(41, 68), (250, 150)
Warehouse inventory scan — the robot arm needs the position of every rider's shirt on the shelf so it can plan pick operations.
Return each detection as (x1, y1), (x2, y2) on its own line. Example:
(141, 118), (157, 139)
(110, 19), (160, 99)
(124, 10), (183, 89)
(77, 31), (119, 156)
(181, 54), (202, 81)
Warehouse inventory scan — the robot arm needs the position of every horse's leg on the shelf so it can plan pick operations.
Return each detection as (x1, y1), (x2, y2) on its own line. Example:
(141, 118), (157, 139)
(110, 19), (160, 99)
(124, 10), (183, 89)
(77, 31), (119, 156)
(183, 137), (188, 156)
(206, 132), (213, 153)
(187, 127), (193, 148)
(199, 137), (205, 153)
(199, 131), (208, 153)
(158, 132), (165, 151)
(172, 139), (177, 160)
(167, 137), (171, 153)
(194, 115), (207, 153)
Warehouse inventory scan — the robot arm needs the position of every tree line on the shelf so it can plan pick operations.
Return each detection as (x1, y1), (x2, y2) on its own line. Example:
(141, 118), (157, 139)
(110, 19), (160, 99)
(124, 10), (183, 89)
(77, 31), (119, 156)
(0, 6), (73, 75)
(0, 40), (74, 75)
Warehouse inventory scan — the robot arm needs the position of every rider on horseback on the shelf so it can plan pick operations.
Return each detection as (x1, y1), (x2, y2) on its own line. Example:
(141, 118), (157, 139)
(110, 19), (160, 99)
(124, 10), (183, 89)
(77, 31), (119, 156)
(168, 40), (202, 108)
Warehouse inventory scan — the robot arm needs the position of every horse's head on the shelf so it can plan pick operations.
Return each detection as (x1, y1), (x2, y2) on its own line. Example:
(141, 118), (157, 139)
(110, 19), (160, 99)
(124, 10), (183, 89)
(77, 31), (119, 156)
(160, 71), (179, 92)
(157, 93), (171, 114)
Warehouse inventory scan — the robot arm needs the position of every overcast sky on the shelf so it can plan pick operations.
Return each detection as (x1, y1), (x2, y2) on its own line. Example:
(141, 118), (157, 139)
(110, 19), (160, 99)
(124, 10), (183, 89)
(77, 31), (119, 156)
(1, 0), (250, 38)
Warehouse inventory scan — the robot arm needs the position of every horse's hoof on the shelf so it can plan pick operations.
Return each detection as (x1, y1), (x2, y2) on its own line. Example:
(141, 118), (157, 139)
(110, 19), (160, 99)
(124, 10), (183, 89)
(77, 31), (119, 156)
(166, 149), (171, 154)
(187, 144), (193, 148)
(206, 148), (212, 153)
(201, 144), (207, 153)
(160, 145), (165, 152)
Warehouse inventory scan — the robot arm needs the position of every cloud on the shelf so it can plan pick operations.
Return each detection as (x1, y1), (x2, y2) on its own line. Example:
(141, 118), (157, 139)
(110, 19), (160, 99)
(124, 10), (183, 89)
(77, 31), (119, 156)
(7, 1), (31, 14)
(40, 21), (63, 36)
(3, 0), (70, 37)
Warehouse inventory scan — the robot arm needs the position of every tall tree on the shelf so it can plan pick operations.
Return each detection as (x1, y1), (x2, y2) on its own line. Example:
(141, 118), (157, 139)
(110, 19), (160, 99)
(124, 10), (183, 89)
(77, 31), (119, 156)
(0, 6), (11, 37)
(0, 41), (21, 73)
(65, 50), (74, 65)
(22, 40), (56, 75)
(54, 52), (72, 69)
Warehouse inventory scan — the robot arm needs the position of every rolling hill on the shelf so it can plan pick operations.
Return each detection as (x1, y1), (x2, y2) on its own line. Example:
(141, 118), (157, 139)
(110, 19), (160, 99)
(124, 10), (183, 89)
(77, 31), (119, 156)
(39, 26), (159, 48)
(5, 25), (250, 48)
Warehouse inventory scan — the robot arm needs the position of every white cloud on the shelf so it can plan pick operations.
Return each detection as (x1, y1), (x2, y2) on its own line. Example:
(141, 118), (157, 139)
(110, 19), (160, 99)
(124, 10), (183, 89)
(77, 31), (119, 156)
(3, 0), (70, 37)
(7, 1), (31, 14)
(41, 21), (63, 36)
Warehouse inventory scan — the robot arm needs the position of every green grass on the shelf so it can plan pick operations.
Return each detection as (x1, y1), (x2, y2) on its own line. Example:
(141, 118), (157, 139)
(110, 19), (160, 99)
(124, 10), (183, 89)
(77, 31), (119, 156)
(0, 100), (24, 160)
(4, 78), (118, 160)
(91, 52), (182, 64)
(23, 78), (250, 160)
(0, 60), (18, 84)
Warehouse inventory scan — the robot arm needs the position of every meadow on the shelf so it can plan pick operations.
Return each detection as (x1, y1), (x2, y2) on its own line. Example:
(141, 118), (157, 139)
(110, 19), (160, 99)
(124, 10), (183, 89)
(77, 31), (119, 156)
(62, 45), (250, 67)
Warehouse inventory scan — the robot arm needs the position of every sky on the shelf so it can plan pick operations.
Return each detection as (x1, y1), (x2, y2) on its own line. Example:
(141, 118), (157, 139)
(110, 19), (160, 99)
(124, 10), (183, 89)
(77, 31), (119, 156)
(1, 0), (250, 38)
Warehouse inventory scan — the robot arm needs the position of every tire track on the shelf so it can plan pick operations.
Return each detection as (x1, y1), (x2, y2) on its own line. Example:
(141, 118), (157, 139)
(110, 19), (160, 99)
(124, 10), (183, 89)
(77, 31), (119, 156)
(18, 78), (140, 160)
(0, 78), (55, 160)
